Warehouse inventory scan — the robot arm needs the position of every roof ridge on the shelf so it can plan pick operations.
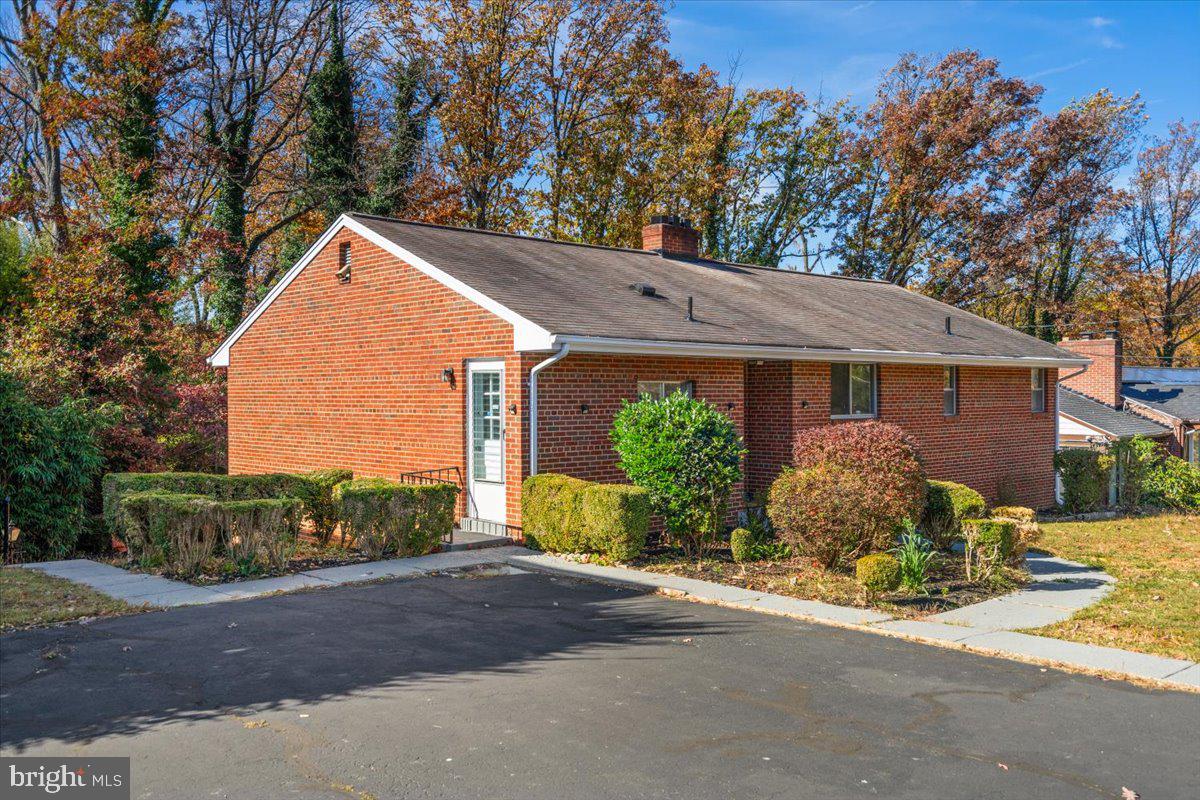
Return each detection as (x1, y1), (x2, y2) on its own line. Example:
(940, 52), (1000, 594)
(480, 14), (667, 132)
(345, 212), (896, 286)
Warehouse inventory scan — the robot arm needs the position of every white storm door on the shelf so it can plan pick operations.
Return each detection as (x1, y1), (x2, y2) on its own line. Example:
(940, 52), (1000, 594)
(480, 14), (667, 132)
(467, 361), (506, 524)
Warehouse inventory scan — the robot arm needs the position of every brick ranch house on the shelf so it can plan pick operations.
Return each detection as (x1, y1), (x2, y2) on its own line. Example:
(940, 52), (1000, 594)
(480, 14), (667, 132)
(208, 213), (1088, 533)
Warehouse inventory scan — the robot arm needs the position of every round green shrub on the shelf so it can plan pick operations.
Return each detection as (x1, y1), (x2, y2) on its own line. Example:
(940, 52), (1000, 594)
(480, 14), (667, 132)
(611, 392), (745, 558)
(579, 482), (651, 561)
(1143, 454), (1200, 509)
(856, 553), (901, 597)
(729, 528), (755, 564)
(922, 480), (986, 548)
(791, 421), (926, 552)
(768, 463), (874, 570)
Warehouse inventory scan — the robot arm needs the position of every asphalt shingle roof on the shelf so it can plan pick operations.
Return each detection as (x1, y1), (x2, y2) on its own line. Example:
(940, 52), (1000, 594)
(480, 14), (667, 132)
(1058, 388), (1171, 438)
(349, 214), (1085, 363)
(1122, 382), (1200, 423)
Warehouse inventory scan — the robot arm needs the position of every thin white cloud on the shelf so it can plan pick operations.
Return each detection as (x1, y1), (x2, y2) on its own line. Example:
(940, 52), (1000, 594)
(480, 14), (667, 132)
(1028, 58), (1091, 79)
(1088, 16), (1115, 28)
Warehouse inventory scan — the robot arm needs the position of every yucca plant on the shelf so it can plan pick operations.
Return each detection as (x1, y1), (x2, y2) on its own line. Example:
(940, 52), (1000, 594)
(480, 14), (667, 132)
(892, 520), (936, 594)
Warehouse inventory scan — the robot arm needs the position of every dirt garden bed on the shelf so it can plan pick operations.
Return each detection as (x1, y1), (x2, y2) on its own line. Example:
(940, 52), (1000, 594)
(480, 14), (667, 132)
(631, 545), (1028, 618)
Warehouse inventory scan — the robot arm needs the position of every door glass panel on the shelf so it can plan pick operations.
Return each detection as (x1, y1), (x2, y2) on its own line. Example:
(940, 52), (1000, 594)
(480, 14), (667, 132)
(472, 371), (503, 481)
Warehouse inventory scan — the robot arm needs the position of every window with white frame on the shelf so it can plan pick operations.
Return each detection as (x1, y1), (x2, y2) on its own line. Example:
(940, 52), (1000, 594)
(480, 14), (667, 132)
(831, 363), (876, 418)
(1031, 369), (1046, 412)
(1187, 430), (1199, 467)
(943, 365), (958, 416)
(337, 242), (352, 283)
(637, 380), (693, 400)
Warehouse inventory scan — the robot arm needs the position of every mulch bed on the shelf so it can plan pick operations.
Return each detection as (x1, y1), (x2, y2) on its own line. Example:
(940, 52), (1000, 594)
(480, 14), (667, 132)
(632, 545), (1027, 618)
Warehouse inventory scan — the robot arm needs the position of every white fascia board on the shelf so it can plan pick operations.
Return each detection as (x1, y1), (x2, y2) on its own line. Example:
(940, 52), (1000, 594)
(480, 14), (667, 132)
(535, 334), (1092, 370)
(207, 215), (552, 367)
(1058, 412), (1116, 438)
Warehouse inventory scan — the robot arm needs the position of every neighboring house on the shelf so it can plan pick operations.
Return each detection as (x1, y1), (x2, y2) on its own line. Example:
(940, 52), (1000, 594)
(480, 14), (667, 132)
(1057, 335), (1200, 466)
(208, 214), (1087, 531)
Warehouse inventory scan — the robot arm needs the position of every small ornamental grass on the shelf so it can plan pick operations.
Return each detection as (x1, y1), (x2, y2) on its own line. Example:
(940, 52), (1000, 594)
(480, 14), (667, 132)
(891, 520), (935, 594)
(611, 392), (744, 558)
(333, 479), (457, 559)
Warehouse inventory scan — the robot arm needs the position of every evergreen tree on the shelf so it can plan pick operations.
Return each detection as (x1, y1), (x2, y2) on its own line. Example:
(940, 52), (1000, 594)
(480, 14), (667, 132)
(306, 1), (359, 223)
(364, 59), (430, 217)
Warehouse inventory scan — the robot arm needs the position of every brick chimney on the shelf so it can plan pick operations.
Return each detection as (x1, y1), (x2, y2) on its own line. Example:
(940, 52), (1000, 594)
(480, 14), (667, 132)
(1058, 331), (1123, 408)
(642, 215), (699, 259)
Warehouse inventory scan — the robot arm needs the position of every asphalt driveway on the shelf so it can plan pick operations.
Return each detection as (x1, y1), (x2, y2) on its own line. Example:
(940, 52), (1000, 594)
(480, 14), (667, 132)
(2, 567), (1197, 799)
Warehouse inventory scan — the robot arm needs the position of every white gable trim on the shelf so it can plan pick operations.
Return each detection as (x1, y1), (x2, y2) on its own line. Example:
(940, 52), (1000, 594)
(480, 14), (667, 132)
(207, 215), (552, 367)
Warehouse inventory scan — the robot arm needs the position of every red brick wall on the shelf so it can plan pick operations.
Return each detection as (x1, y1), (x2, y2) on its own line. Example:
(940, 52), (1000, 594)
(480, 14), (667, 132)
(226, 227), (527, 524)
(745, 361), (792, 496)
(743, 361), (1060, 509)
(640, 222), (699, 258)
(1058, 337), (1121, 407)
(533, 353), (747, 516)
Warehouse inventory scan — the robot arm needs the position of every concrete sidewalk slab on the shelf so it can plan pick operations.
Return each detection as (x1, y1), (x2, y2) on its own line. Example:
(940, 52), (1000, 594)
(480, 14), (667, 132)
(212, 574), (332, 599)
(1009, 580), (1114, 609)
(1164, 663), (1200, 688)
(1025, 553), (1116, 583)
(958, 630), (1195, 682)
(873, 619), (980, 642)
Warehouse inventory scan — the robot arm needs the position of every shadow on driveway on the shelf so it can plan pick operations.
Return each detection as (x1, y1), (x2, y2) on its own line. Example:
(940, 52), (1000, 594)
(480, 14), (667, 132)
(0, 570), (736, 749)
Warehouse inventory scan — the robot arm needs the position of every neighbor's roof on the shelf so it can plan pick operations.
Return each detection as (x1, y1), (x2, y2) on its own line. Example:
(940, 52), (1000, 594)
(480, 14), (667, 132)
(1122, 382), (1200, 423)
(209, 214), (1091, 367)
(1058, 388), (1171, 439)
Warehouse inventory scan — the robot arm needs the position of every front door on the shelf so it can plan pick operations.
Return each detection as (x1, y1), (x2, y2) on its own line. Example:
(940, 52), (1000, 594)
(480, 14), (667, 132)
(466, 360), (506, 525)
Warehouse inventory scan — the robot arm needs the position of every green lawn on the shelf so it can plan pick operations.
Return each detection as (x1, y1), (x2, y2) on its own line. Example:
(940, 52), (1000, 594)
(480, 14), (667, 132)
(0, 567), (138, 630)
(1030, 514), (1200, 661)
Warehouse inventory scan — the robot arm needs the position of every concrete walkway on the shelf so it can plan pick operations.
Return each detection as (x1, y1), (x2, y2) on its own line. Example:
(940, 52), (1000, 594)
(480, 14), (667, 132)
(504, 551), (1199, 691)
(20, 546), (1198, 691)
(22, 547), (530, 608)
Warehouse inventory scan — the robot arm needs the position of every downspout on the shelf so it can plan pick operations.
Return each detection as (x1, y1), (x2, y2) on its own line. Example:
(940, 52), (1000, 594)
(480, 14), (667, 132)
(528, 343), (571, 476)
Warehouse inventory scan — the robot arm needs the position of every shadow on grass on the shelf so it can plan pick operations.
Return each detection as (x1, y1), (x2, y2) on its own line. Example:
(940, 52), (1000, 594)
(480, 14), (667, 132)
(0, 571), (737, 750)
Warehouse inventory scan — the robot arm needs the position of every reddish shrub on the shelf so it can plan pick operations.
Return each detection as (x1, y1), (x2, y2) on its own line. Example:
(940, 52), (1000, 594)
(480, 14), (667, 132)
(790, 421), (926, 552)
(767, 464), (874, 569)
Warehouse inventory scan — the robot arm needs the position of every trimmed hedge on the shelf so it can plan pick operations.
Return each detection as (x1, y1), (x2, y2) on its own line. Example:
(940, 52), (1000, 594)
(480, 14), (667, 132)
(961, 518), (1016, 580)
(522, 473), (651, 560)
(103, 469), (352, 540)
(856, 553), (901, 599)
(1053, 449), (1109, 514)
(921, 480), (986, 549)
(117, 492), (302, 577)
(333, 479), (457, 559)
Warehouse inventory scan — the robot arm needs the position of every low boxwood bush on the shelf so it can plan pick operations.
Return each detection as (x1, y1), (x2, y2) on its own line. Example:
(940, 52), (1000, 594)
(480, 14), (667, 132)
(729, 528), (754, 564)
(522, 474), (651, 560)
(333, 479), (457, 559)
(768, 464), (874, 570)
(791, 421), (926, 553)
(222, 498), (304, 571)
(118, 491), (304, 577)
(522, 474), (590, 554)
(1053, 449), (1109, 514)
(104, 469), (352, 541)
(961, 518), (1016, 580)
(921, 480), (986, 549)
(856, 553), (901, 600)
(579, 483), (651, 561)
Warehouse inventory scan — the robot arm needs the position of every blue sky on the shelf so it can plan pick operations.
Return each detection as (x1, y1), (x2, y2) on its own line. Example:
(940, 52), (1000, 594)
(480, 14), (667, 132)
(666, 1), (1199, 140)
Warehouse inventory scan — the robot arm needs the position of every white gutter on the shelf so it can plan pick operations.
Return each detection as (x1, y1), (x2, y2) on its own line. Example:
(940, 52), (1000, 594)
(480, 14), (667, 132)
(528, 343), (571, 476)
(545, 334), (1090, 370)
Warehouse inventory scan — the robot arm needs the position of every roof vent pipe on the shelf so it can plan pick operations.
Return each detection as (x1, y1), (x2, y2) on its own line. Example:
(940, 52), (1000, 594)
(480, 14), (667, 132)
(945, 315), (952, 335)
(686, 296), (695, 322)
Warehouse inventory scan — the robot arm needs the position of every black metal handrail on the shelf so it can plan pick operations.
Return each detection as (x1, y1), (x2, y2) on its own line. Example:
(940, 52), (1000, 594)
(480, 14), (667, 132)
(397, 466), (464, 487)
